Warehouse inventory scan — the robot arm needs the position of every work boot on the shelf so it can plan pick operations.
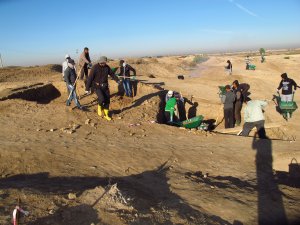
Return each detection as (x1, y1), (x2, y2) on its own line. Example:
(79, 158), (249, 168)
(103, 109), (112, 121)
(97, 105), (103, 117)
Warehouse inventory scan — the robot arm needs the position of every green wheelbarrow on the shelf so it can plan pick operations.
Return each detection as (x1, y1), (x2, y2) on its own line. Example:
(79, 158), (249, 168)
(171, 115), (204, 129)
(218, 86), (226, 98)
(274, 92), (298, 120)
(246, 64), (256, 70)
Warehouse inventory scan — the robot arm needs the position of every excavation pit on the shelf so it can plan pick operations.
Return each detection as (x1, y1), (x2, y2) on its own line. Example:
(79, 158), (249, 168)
(0, 83), (61, 104)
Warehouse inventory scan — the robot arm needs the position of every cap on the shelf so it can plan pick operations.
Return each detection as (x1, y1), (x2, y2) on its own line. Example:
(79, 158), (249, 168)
(99, 56), (107, 64)
(68, 59), (75, 65)
(167, 90), (173, 97)
(65, 54), (70, 59)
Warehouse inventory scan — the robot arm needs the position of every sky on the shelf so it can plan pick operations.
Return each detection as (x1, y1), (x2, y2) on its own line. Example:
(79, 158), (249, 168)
(0, 0), (300, 66)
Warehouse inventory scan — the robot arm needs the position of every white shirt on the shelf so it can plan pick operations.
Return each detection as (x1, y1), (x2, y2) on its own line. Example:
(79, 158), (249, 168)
(244, 100), (268, 123)
(62, 61), (68, 78)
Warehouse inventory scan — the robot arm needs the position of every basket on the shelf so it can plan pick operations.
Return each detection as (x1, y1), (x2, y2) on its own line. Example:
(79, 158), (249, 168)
(289, 158), (300, 178)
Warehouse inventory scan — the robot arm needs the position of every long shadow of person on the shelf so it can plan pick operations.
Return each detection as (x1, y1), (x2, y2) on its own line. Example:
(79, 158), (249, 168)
(188, 102), (198, 119)
(252, 133), (288, 225)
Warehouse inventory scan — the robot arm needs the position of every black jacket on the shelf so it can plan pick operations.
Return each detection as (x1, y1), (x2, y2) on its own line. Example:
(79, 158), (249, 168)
(278, 78), (297, 95)
(64, 67), (77, 85)
(119, 64), (136, 78)
(226, 62), (232, 70)
(234, 83), (250, 102)
(86, 63), (119, 90)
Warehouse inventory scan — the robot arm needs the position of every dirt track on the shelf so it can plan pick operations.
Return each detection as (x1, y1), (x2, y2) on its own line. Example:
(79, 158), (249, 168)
(0, 54), (300, 225)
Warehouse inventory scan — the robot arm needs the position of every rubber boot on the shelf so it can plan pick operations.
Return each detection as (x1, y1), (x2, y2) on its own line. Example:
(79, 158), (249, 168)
(103, 109), (112, 121)
(97, 105), (103, 117)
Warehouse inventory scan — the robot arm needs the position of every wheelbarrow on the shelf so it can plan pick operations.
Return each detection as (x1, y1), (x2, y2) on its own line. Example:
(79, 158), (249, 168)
(273, 92), (298, 120)
(171, 115), (204, 129)
(246, 64), (256, 70)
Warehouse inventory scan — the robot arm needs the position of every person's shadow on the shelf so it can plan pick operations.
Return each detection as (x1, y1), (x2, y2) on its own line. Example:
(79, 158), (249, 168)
(188, 102), (198, 119)
(252, 133), (288, 225)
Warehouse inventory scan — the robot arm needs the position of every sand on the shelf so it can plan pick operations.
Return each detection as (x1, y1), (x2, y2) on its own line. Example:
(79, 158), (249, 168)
(0, 53), (299, 225)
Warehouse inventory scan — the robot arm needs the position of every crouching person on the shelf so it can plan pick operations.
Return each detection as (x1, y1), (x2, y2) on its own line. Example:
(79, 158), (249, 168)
(165, 97), (177, 123)
(85, 56), (120, 121)
(240, 97), (268, 139)
(64, 59), (82, 110)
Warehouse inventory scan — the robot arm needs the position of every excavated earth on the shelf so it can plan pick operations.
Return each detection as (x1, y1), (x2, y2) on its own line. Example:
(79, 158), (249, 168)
(0, 55), (300, 225)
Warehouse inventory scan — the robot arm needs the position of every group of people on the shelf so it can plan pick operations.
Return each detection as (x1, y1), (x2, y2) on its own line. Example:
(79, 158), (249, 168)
(62, 49), (298, 137)
(222, 80), (250, 129)
(62, 47), (136, 121)
(221, 73), (298, 138)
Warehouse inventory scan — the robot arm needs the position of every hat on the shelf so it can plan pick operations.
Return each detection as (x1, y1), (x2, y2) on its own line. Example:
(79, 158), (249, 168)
(67, 59), (75, 68)
(167, 90), (173, 97)
(65, 54), (70, 59)
(99, 56), (107, 64)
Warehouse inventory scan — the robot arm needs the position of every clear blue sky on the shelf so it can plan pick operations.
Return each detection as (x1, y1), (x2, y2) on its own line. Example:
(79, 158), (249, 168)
(0, 0), (300, 66)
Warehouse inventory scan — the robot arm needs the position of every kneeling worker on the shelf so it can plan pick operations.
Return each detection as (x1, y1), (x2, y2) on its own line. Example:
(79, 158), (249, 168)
(85, 56), (120, 121)
(165, 95), (180, 123)
(240, 97), (268, 139)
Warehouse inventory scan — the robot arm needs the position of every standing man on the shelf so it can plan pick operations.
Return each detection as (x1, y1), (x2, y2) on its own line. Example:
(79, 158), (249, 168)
(226, 60), (232, 75)
(221, 85), (235, 129)
(232, 80), (250, 101)
(277, 73), (297, 102)
(240, 97), (268, 139)
(79, 47), (92, 83)
(119, 60), (136, 97)
(232, 80), (250, 126)
(85, 56), (120, 121)
(64, 59), (82, 110)
(245, 56), (251, 70)
(62, 54), (71, 80)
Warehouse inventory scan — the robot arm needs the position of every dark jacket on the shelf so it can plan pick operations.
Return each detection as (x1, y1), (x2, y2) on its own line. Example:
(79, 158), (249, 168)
(64, 67), (77, 85)
(277, 78), (297, 95)
(235, 83), (250, 102)
(86, 63), (119, 90)
(226, 62), (232, 70)
(119, 64), (136, 78)
(221, 91), (236, 109)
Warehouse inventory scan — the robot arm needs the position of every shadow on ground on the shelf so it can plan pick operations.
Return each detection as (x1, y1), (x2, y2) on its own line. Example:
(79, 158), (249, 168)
(1, 163), (233, 225)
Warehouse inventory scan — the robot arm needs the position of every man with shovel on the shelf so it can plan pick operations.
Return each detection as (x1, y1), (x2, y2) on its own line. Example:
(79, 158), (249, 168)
(64, 59), (83, 110)
(85, 56), (120, 121)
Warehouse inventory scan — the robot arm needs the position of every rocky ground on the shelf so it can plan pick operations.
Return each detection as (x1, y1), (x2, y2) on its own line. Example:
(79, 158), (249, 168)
(0, 54), (300, 225)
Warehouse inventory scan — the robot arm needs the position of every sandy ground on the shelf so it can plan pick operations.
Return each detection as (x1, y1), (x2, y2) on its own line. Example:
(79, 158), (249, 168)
(0, 53), (300, 225)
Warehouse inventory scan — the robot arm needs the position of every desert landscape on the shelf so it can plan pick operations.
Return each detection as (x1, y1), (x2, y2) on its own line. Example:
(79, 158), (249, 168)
(0, 51), (299, 225)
